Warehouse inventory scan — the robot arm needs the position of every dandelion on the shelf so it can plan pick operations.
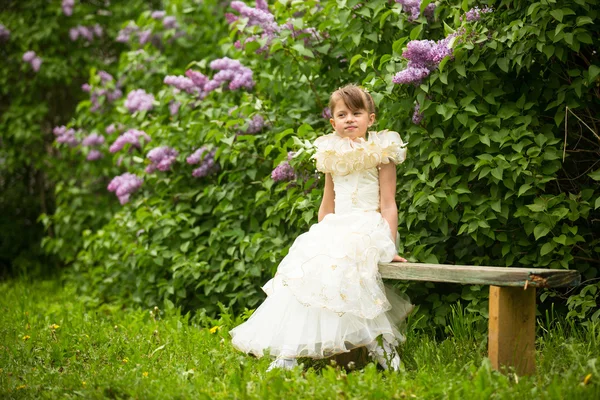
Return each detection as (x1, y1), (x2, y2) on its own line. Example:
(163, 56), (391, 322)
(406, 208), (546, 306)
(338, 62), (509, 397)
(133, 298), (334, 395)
(17, 385), (27, 390)
(122, 358), (129, 363)
(209, 326), (221, 334)
(50, 324), (60, 330)
(22, 335), (31, 341)
(143, 371), (149, 377)
(583, 373), (592, 385)
(82, 381), (86, 386)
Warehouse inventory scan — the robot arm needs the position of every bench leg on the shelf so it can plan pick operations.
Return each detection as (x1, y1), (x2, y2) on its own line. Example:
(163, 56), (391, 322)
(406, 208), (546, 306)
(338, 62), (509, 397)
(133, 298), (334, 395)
(488, 285), (536, 375)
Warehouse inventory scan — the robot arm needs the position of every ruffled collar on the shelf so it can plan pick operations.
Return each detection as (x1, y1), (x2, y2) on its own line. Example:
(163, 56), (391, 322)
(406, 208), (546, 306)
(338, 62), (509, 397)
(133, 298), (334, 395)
(312, 130), (407, 175)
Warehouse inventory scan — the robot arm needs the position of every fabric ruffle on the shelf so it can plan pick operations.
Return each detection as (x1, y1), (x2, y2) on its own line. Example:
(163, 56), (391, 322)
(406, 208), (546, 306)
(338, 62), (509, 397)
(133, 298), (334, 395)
(263, 211), (396, 319)
(312, 130), (407, 176)
(229, 283), (413, 359)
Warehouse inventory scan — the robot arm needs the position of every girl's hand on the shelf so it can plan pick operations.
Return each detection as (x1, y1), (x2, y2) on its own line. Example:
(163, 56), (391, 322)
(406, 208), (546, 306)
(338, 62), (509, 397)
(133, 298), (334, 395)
(392, 255), (407, 262)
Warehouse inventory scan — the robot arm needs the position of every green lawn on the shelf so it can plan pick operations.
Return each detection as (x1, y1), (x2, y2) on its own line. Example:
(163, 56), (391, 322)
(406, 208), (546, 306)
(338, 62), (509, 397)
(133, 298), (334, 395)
(1, 279), (598, 399)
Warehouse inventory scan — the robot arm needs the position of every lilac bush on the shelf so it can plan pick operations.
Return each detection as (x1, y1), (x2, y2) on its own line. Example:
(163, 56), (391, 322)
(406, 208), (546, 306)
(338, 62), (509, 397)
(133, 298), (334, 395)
(168, 101), (180, 115)
(321, 107), (332, 119)
(107, 173), (143, 205)
(109, 129), (151, 153)
(124, 89), (154, 113)
(53, 126), (78, 147)
(163, 16), (178, 29)
(145, 146), (178, 173)
(164, 75), (198, 94)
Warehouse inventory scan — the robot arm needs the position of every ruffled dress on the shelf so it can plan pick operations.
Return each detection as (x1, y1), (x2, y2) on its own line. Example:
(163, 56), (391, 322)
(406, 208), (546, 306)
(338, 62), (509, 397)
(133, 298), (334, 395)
(230, 130), (413, 359)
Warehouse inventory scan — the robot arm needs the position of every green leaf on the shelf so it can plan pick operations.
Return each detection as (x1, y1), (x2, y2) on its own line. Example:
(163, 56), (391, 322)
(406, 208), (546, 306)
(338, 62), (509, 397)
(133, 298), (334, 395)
(518, 183), (532, 197)
(447, 193), (458, 209)
(497, 58), (509, 73)
(588, 168), (600, 181)
(534, 224), (551, 240)
(595, 197), (600, 209)
(540, 242), (554, 256)
(410, 24), (423, 40)
(588, 65), (600, 84)
(576, 16), (593, 26)
(350, 54), (363, 68)
(550, 9), (563, 22)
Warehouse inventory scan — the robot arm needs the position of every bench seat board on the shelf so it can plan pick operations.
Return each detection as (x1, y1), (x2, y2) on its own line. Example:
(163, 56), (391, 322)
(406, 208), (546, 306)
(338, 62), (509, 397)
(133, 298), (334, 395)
(379, 262), (580, 288)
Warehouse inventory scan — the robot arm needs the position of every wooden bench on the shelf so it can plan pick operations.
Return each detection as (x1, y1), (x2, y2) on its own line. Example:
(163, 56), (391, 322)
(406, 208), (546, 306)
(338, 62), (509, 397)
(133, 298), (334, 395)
(378, 262), (581, 375)
(333, 263), (580, 375)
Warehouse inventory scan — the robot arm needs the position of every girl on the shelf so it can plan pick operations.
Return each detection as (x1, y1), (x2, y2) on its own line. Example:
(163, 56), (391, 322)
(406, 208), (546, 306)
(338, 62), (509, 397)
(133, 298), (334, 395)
(230, 84), (413, 371)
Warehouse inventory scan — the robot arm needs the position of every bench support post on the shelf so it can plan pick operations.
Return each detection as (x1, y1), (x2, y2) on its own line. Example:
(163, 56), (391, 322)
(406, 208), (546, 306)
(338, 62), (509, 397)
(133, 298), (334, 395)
(488, 286), (536, 375)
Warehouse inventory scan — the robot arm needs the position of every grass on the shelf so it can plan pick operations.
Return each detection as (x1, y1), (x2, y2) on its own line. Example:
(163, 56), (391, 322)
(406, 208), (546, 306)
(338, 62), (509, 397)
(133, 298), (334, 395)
(1, 278), (598, 399)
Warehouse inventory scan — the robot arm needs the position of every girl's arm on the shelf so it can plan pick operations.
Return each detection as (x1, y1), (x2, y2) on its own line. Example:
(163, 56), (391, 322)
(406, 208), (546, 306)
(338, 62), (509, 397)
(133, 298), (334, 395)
(379, 163), (407, 262)
(318, 173), (335, 222)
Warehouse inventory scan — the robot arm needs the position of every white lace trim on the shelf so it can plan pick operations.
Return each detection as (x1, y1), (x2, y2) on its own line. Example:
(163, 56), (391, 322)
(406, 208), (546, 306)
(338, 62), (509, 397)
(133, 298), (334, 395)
(312, 130), (407, 175)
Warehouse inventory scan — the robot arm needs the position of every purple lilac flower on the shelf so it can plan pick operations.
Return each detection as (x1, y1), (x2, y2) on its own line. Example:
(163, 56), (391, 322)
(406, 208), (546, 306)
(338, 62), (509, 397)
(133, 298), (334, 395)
(464, 6), (493, 22)
(204, 57), (255, 92)
(271, 161), (295, 182)
(287, 151), (296, 161)
(69, 25), (103, 42)
(412, 103), (423, 125)
(164, 75), (198, 94)
(82, 83), (91, 92)
(393, 31), (463, 85)
(322, 107), (331, 119)
(0, 24), (10, 41)
(82, 133), (105, 147)
(169, 101), (180, 115)
(229, 1), (279, 34)
(105, 124), (117, 134)
(23, 51), (36, 63)
(116, 22), (139, 43)
(53, 126), (79, 147)
(246, 115), (265, 134)
(145, 146), (178, 173)
(124, 89), (154, 113)
(151, 10), (166, 20)
(187, 147), (219, 178)
(107, 173), (143, 205)
(98, 70), (113, 83)
(395, 0), (436, 22)
(87, 149), (103, 161)
(30, 57), (42, 72)
(392, 66), (431, 84)
(109, 129), (151, 153)
(255, 0), (269, 11)
(185, 70), (209, 88)
(163, 16), (178, 29)
(62, 0), (74, 16)
(138, 29), (153, 45)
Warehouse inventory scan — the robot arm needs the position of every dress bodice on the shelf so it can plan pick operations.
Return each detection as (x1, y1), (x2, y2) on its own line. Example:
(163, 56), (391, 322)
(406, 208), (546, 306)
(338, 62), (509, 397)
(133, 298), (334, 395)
(313, 130), (407, 215)
(332, 168), (380, 214)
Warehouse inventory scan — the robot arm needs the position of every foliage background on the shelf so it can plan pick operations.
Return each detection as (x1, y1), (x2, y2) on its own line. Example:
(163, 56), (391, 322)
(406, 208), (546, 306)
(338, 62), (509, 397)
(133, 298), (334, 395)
(1, 0), (599, 329)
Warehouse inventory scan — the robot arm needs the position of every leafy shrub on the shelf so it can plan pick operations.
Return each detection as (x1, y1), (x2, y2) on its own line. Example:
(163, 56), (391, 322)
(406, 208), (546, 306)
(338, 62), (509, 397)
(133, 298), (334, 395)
(21, 0), (600, 326)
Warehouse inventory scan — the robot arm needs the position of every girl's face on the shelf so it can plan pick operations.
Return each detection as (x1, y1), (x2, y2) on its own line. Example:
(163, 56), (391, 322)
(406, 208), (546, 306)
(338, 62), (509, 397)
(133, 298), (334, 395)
(329, 99), (375, 140)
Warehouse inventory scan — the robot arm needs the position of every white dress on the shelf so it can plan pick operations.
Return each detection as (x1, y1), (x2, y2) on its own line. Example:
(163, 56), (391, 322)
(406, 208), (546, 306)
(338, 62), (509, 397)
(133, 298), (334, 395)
(230, 130), (413, 359)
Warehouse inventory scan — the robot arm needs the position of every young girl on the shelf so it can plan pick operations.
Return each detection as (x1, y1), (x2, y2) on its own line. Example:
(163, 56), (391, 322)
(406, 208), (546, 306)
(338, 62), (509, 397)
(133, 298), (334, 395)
(230, 84), (413, 371)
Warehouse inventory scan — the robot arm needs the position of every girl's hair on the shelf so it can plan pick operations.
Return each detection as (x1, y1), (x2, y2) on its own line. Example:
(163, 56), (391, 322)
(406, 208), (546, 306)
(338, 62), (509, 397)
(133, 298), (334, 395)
(329, 84), (376, 115)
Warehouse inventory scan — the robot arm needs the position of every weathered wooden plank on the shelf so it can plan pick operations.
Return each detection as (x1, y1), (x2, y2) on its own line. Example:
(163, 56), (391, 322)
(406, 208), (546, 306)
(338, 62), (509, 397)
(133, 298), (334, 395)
(379, 262), (580, 288)
(488, 286), (536, 375)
